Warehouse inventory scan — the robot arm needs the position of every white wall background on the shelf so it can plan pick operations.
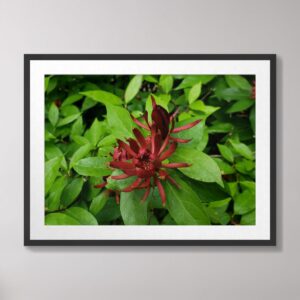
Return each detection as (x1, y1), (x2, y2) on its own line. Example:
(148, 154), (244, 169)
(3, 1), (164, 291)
(0, 0), (298, 299)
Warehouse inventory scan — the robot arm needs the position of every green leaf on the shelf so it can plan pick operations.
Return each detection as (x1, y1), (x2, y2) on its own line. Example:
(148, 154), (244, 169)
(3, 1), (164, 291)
(235, 159), (255, 175)
(69, 143), (92, 169)
(164, 174), (210, 225)
(80, 90), (122, 106)
(217, 144), (234, 163)
(188, 82), (202, 104)
(106, 170), (136, 191)
(96, 199), (121, 223)
(48, 103), (59, 127)
(225, 75), (252, 91)
(84, 118), (105, 146)
(106, 104), (134, 139)
(73, 157), (111, 177)
(170, 148), (223, 186)
(124, 75), (143, 103)
(65, 207), (98, 225)
(70, 116), (84, 138)
(226, 99), (254, 113)
(45, 143), (67, 169)
(213, 158), (235, 175)
(159, 75), (173, 93)
(46, 77), (57, 94)
(175, 75), (215, 90)
(61, 178), (84, 207)
(120, 190), (148, 225)
(82, 97), (97, 111)
(62, 94), (83, 107)
(57, 113), (81, 127)
(47, 176), (68, 211)
(215, 87), (250, 101)
(45, 157), (62, 194)
(45, 213), (80, 225)
(145, 94), (170, 118)
(229, 139), (254, 160)
(234, 189), (255, 215)
(98, 134), (116, 147)
(240, 210), (255, 225)
(189, 100), (219, 117)
(224, 182), (238, 197)
(207, 122), (233, 134)
(60, 105), (80, 117)
(207, 198), (231, 225)
(144, 75), (158, 83)
(89, 191), (110, 216)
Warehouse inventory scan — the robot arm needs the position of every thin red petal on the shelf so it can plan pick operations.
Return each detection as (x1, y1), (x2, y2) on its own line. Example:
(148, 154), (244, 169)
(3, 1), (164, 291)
(158, 134), (170, 156)
(122, 177), (143, 192)
(133, 128), (147, 148)
(166, 175), (180, 188)
(94, 182), (107, 189)
(170, 107), (180, 122)
(122, 169), (138, 176)
(128, 138), (140, 153)
(172, 119), (201, 133)
(170, 136), (191, 143)
(151, 95), (157, 109)
(110, 161), (135, 169)
(131, 116), (150, 130)
(111, 173), (130, 180)
(155, 177), (166, 206)
(117, 140), (137, 157)
(141, 185), (151, 202)
(159, 143), (177, 161)
(162, 162), (191, 169)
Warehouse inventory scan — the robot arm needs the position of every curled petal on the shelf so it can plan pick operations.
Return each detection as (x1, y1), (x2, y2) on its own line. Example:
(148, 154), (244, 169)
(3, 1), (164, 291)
(166, 175), (180, 189)
(122, 177), (143, 192)
(133, 128), (147, 148)
(159, 142), (177, 161)
(131, 115), (150, 130)
(172, 119), (201, 133)
(155, 177), (166, 206)
(110, 161), (135, 170)
(117, 140), (137, 157)
(170, 136), (191, 143)
(162, 162), (191, 169)
(141, 185), (151, 203)
(94, 182), (107, 189)
(111, 173), (130, 180)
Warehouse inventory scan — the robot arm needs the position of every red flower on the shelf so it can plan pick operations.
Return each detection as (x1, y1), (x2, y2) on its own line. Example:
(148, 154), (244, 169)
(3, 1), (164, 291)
(96, 96), (201, 205)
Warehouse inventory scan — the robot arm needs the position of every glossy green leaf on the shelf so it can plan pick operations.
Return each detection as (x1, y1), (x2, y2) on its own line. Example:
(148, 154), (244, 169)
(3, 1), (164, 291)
(213, 158), (235, 175)
(175, 75), (215, 90)
(120, 190), (148, 225)
(69, 143), (92, 169)
(106, 104), (134, 139)
(80, 90), (122, 105)
(45, 213), (80, 225)
(73, 157), (111, 177)
(70, 116), (84, 138)
(47, 176), (68, 211)
(62, 94), (83, 107)
(234, 189), (255, 215)
(170, 148), (223, 186)
(57, 113), (81, 127)
(225, 75), (252, 91)
(164, 174), (210, 225)
(61, 105), (80, 117)
(215, 87), (250, 101)
(89, 191), (110, 216)
(65, 207), (98, 225)
(217, 144), (234, 163)
(45, 157), (62, 194)
(48, 102), (59, 127)
(240, 210), (255, 225)
(159, 75), (173, 93)
(45, 143), (67, 169)
(188, 82), (202, 104)
(61, 178), (84, 207)
(226, 99), (254, 113)
(124, 75), (143, 103)
(229, 139), (254, 160)
(84, 118), (105, 146)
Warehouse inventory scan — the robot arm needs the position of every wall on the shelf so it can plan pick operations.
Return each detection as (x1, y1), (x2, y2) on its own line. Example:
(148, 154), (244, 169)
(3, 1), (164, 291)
(0, 0), (298, 299)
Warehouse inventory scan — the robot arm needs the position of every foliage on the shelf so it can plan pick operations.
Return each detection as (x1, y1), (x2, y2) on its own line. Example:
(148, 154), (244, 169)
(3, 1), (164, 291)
(44, 74), (255, 225)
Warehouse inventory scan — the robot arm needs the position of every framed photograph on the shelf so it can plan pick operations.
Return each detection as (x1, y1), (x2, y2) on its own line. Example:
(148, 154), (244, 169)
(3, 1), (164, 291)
(24, 54), (276, 246)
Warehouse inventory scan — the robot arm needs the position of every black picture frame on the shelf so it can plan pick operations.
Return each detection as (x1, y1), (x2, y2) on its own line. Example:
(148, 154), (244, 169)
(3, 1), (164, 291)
(24, 54), (276, 246)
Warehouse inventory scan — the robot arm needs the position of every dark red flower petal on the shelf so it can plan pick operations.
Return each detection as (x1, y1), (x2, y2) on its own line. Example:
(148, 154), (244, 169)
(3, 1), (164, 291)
(111, 173), (130, 180)
(133, 128), (147, 148)
(94, 182), (107, 189)
(117, 140), (137, 157)
(110, 161), (135, 169)
(159, 142), (177, 161)
(162, 162), (191, 169)
(170, 136), (191, 143)
(155, 177), (166, 206)
(172, 119), (201, 133)
(141, 185), (151, 202)
(131, 116), (150, 130)
(123, 177), (144, 192)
